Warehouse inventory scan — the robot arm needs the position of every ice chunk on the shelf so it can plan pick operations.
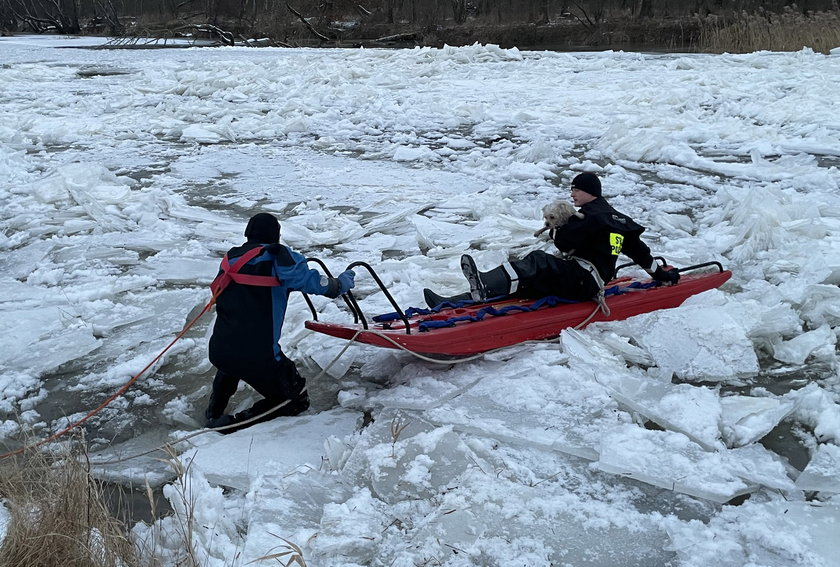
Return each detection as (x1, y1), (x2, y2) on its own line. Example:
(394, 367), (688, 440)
(596, 425), (778, 503)
(720, 394), (795, 447)
(89, 430), (179, 487)
(561, 327), (627, 367)
(665, 498), (840, 567)
(410, 214), (477, 251)
(795, 443), (840, 493)
(424, 365), (625, 460)
(180, 124), (224, 144)
(772, 324), (837, 365)
(595, 330), (654, 365)
(787, 383), (840, 443)
(392, 145), (437, 161)
(724, 443), (796, 493)
(409, 471), (676, 567)
(800, 284), (840, 328)
(340, 411), (476, 504)
(308, 341), (357, 379)
(0, 305), (101, 374)
(610, 305), (759, 381)
(182, 408), (362, 491)
(600, 369), (724, 450)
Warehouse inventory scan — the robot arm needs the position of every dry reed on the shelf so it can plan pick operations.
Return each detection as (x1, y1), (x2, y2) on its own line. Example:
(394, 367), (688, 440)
(698, 7), (840, 54)
(0, 441), (138, 567)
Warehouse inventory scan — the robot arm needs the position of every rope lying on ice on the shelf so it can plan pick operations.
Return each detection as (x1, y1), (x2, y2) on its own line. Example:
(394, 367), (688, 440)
(0, 288), (224, 461)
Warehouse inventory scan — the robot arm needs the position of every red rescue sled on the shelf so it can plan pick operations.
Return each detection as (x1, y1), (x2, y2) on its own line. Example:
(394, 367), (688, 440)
(303, 260), (731, 356)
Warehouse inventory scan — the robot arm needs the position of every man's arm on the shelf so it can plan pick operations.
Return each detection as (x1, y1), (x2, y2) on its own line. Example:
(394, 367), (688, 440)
(272, 245), (351, 297)
(622, 234), (679, 284)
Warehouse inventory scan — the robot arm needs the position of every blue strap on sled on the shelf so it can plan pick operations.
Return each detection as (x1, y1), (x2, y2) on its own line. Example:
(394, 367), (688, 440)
(371, 280), (659, 331)
(416, 295), (578, 331)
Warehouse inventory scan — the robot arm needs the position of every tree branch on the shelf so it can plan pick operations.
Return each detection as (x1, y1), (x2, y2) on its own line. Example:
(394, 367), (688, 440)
(286, 3), (330, 42)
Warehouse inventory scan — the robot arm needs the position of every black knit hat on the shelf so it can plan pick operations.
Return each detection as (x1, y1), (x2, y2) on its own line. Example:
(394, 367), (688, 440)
(244, 212), (280, 244)
(571, 172), (602, 197)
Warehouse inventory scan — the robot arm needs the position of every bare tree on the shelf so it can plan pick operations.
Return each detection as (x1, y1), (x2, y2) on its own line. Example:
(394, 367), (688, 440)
(93, 0), (124, 33)
(7, 0), (82, 32)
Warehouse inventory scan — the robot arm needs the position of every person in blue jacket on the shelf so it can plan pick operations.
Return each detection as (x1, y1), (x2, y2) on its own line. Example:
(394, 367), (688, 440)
(424, 172), (679, 307)
(204, 212), (355, 432)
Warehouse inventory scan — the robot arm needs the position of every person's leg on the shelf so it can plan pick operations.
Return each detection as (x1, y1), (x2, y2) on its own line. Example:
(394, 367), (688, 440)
(460, 254), (522, 301)
(204, 369), (239, 425)
(461, 251), (598, 302)
(422, 288), (473, 308)
(508, 251), (599, 300)
(233, 357), (310, 427)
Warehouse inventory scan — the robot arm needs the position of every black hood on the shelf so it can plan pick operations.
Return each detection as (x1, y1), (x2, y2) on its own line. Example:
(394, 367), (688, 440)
(244, 213), (280, 244)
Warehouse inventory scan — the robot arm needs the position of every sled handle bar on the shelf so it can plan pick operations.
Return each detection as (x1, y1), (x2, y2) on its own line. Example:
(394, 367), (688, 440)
(674, 261), (724, 274)
(614, 257), (724, 278)
(344, 261), (412, 335)
(303, 258), (358, 322)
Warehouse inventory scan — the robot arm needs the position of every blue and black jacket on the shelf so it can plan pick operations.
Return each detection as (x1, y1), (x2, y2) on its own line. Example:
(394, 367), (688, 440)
(209, 242), (339, 373)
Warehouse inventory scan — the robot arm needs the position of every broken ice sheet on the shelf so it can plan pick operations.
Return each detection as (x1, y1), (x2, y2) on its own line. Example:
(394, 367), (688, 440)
(306, 340), (357, 379)
(772, 323), (837, 365)
(561, 327), (627, 368)
(359, 358), (494, 411)
(795, 443), (840, 493)
(608, 304), (759, 382)
(719, 394), (795, 448)
(599, 369), (724, 451)
(664, 498), (840, 567)
(339, 410), (478, 504)
(0, 305), (101, 374)
(181, 407), (362, 491)
(596, 425), (794, 503)
(424, 365), (627, 461)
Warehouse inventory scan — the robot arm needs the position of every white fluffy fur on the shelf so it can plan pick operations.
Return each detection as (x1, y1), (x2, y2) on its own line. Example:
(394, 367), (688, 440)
(534, 200), (583, 237)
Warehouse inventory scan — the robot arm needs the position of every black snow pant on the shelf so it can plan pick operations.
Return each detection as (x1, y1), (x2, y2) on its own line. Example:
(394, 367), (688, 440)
(205, 356), (310, 427)
(509, 250), (601, 301)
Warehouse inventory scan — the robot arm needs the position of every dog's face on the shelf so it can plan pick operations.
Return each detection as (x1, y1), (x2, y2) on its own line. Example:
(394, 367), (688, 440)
(542, 200), (578, 229)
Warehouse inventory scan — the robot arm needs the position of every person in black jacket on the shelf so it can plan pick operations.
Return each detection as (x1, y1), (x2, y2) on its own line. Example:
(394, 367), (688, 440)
(423, 172), (679, 307)
(205, 212), (355, 432)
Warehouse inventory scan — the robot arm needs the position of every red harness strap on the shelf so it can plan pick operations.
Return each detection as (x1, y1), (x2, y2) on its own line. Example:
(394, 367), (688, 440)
(210, 246), (281, 297)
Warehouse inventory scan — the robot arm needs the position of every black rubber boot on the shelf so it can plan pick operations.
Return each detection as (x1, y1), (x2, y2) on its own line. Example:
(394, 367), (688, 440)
(204, 393), (229, 425)
(460, 255), (512, 302)
(423, 289), (473, 308)
(205, 414), (237, 432)
(233, 390), (311, 426)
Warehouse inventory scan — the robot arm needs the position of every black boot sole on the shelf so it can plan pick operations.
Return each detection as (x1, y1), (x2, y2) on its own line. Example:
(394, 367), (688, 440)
(460, 255), (487, 302)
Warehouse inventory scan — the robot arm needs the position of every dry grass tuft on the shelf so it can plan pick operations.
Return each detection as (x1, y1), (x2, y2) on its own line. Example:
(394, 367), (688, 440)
(0, 440), (138, 567)
(698, 8), (840, 54)
(247, 534), (306, 566)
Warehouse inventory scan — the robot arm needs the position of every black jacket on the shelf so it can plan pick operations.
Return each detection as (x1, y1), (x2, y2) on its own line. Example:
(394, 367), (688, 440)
(552, 197), (657, 282)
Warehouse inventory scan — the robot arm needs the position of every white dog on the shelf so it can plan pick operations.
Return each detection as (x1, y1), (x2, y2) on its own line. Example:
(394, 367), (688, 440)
(533, 200), (583, 237)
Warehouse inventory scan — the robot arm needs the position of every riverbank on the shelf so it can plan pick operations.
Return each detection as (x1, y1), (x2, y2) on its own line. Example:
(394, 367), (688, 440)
(111, 9), (840, 54)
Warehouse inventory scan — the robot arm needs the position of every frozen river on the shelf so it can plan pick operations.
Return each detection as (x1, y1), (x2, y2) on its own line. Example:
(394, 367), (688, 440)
(1, 35), (839, 566)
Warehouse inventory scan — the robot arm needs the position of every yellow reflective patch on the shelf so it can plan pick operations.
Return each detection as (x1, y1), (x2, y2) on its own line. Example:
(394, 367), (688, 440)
(610, 233), (624, 255)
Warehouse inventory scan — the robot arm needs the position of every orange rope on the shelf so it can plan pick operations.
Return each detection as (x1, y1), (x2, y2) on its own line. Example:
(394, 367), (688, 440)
(0, 290), (221, 460)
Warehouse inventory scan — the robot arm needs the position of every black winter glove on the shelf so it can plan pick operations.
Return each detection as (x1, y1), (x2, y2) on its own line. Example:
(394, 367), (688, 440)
(652, 266), (680, 285)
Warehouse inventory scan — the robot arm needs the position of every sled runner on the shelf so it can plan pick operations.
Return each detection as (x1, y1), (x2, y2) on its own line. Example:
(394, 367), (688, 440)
(303, 259), (731, 356)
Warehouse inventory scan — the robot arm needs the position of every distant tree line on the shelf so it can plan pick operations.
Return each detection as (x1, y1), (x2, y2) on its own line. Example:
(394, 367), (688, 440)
(1, 0), (838, 47)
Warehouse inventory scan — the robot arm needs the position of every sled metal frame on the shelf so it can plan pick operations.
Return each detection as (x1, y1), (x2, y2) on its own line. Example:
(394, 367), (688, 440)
(614, 257), (724, 278)
(302, 259), (412, 334)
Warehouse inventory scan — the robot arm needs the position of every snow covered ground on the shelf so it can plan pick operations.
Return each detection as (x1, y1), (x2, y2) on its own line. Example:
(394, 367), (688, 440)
(1, 35), (839, 566)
